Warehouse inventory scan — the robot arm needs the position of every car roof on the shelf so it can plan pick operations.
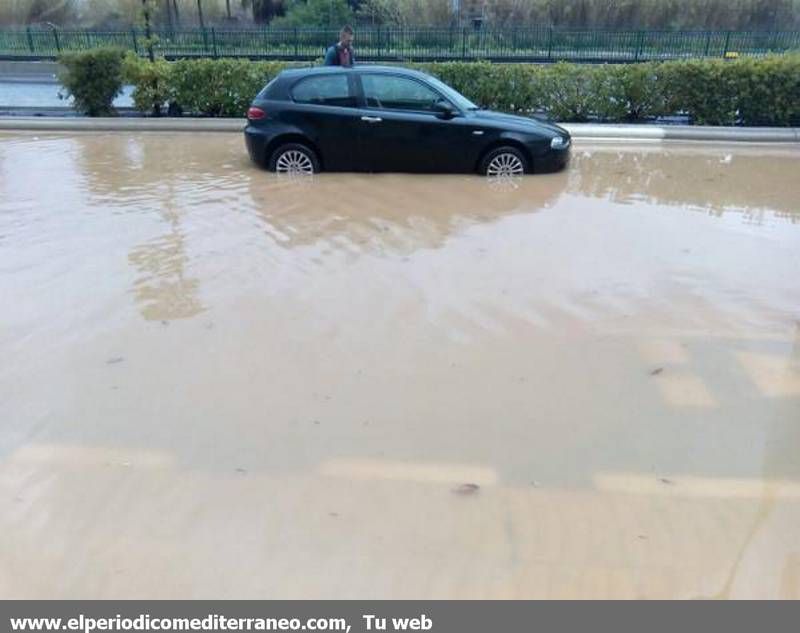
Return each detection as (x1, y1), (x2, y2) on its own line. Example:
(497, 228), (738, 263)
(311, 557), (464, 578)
(278, 65), (431, 80)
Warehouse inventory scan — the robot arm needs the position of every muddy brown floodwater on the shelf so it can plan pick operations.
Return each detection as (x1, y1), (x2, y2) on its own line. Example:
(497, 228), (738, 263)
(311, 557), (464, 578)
(1, 132), (799, 599)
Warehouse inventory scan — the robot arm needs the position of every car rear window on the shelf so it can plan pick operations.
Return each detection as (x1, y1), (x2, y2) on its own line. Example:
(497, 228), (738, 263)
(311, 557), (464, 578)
(291, 75), (355, 108)
(256, 77), (279, 99)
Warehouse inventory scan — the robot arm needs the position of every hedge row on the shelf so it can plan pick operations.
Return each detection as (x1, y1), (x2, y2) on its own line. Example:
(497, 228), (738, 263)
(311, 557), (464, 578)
(414, 57), (800, 125)
(59, 49), (800, 126)
(121, 56), (292, 118)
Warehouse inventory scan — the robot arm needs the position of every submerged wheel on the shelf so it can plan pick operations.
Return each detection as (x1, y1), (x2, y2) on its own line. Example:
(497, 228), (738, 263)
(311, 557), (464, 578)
(479, 146), (529, 177)
(268, 143), (320, 175)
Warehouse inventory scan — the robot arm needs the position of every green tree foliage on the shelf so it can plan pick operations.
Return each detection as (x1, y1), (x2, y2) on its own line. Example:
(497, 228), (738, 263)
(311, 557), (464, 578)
(270, 0), (354, 27)
(357, 0), (453, 26)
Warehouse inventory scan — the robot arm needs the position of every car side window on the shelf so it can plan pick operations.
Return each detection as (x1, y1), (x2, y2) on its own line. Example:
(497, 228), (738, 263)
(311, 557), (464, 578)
(361, 75), (445, 112)
(291, 75), (355, 107)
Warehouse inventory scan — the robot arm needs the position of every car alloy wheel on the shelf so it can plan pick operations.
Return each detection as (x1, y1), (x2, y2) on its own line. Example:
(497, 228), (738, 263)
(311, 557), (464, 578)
(275, 149), (315, 175)
(486, 152), (525, 177)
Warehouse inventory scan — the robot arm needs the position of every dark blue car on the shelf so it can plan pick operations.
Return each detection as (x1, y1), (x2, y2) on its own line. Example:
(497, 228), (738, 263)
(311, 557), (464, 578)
(244, 65), (571, 176)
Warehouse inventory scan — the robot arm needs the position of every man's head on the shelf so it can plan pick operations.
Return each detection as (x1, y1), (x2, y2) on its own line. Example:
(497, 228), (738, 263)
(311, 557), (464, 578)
(339, 25), (354, 48)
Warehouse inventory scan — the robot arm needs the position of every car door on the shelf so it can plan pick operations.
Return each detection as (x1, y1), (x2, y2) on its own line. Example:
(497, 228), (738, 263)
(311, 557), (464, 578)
(354, 73), (477, 173)
(283, 73), (361, 171)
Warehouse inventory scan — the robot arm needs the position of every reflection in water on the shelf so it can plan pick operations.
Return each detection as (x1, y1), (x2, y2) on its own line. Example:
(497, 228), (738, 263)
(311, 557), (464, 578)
(487, 174), (524, 192)
(569, 145), (800, 223)
(128, 223), (204, 321)
(72, 135), (206, 321)
(245, 170), (567, 255)
(0, 132), (799, 599)
(794, 321), (800, 367)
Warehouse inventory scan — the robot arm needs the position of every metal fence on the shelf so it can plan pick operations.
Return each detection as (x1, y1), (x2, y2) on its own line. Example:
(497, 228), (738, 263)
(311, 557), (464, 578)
(1, 26), (799, 62)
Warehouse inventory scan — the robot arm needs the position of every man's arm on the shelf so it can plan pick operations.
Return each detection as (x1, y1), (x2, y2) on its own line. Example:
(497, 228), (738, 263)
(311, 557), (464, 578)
(323, 45), (337, 66)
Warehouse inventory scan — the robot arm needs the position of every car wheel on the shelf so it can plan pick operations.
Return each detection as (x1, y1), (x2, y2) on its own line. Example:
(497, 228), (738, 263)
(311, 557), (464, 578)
(479, 146), (529, 177)
(268, 143), (320, 175)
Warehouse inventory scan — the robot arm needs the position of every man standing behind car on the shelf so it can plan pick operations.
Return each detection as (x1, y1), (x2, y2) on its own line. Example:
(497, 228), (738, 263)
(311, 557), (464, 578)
(324, 25), (355, 67)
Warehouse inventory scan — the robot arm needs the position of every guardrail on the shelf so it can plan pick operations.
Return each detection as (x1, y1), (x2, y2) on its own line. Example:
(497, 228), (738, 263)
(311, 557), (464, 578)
(1, 26), (799, 62)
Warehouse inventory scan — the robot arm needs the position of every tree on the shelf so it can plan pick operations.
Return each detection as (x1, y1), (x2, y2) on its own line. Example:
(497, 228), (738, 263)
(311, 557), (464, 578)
(140, 0), (155, 62)
(196, 0), (205, 29)
(271, 0), (355, 27)
(356, 0), (454, 26)
(23, 0), (78, 24)
(163, 0), (174, 31)
(243, 0), (285, 23)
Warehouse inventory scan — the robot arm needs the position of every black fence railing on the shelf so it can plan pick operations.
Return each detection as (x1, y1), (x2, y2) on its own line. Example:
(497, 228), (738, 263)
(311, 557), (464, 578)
(1, 26), (799, 62)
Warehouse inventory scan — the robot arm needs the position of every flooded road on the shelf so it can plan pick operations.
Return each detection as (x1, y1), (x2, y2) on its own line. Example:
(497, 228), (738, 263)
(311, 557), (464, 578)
(1, 132), (799, 599)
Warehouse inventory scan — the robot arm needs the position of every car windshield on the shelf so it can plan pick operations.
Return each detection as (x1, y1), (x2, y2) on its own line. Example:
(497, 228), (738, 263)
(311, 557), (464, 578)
(423, 75), (480, 111)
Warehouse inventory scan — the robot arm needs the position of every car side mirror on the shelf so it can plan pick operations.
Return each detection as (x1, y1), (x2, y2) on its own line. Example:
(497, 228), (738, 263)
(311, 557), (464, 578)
(433, 100), (457, 119)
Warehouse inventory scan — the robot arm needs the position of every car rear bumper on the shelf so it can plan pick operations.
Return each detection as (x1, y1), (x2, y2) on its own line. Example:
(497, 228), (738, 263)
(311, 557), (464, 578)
(244, 126), (269, 166)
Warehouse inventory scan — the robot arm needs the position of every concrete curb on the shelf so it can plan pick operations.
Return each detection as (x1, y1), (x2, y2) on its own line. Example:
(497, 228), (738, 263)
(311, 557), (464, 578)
(1, 116), (799, 142)
(560, 123), (800, 143)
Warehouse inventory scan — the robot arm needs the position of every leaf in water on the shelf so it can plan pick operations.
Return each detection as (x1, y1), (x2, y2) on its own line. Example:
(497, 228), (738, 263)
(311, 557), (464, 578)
(452, 483), (480, 496)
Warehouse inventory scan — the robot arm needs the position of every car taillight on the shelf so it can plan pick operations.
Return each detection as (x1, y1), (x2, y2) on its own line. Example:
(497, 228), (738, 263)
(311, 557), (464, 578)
(247, 106), (266, 120)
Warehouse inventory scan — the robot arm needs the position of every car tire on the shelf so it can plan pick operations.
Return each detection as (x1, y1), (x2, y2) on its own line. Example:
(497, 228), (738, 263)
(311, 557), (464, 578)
(478, 146), (529, 177)
(268, 143), (321, 175)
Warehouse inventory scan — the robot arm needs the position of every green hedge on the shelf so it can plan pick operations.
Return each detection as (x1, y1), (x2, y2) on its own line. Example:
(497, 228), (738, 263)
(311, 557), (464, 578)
(412, 56), (800, 125)
(59, 47), (126, 116)
(165, 59), (290, 118)
(63, 49), (800, 126)
(121, 56), (291, 117)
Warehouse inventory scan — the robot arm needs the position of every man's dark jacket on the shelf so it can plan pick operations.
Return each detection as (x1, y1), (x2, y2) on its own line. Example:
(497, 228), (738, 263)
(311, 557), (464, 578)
(324, 43), (355, 67)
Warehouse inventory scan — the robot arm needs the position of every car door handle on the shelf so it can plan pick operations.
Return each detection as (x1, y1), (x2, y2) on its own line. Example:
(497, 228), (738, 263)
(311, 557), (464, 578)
(361, 116), (383, 123)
